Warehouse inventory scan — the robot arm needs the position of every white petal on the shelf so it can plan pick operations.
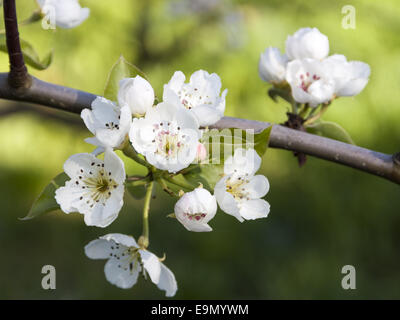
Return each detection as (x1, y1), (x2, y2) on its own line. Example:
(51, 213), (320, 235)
(81, 108), (96, 134)
(243, 175), (270, 199)
(337, 62), (370, 96)
(104, 149), (126, 184)
(129, 118), (157, 155)
(118, 76), (155, 116)
(54, 182), (82, 214)
(63, 153), (98, 178)
(214, 176), (243, 222)
(100, 233), (139, 248)
(157, 264), (178, 297)
(100, 233), (138, 248)
(162, 86), (183, 107)
(95, 129), (125, 149)
(239, 199), (270, 220)
(140, 250), (177, 297)
(286, 27), (329, 60)
(83, 193), (122, 228)
(41, 0), (89, 29)
(308, 80), (335, 103)
(105, 257), (140, 289)
(258, 47), (288, 83)
(165, 71), (186, 93)
(84, 239), (113, 260)
(224, 148), (261, 176)
(191, 104), (223, 127)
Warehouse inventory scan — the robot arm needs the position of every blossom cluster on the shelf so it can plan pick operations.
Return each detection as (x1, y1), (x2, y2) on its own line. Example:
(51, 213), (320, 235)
(258, 27), (370, 107)
(54, 69), (271, 296)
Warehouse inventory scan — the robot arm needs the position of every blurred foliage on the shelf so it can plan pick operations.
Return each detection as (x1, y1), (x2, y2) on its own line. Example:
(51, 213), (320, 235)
(0, 0), (400, 299)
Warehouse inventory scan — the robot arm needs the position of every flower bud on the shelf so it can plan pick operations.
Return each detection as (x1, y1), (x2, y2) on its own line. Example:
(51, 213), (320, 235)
(174, 188), (217, 232)
(118, 76), (155, 117)
(258, 47), (288, 84)
(195, 143), (208, 162)
(286, 27), (329, 60)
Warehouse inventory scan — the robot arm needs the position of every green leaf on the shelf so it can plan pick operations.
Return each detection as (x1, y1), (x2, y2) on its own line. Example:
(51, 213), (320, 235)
(201, 126), (272, 162)
(253, 126), (273, 156)
(20, 172), (68, 221)
(104, 55), (147, 101)
(268, 87), (293, 104)
(306, 121), (355, 144)
(183, 164), (224, 191)
(126, 184), (146, 200)
(184, 127), (272, 191)
(0, 35), (53, 70)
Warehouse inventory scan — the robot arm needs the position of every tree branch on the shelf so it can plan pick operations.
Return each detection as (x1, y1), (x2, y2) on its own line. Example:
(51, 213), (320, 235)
(0, 73), (399, 185)
(3, 0), (31, 88)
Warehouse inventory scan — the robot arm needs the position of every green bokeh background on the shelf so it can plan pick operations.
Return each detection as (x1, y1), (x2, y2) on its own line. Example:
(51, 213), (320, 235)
(0, 0), (399, 299)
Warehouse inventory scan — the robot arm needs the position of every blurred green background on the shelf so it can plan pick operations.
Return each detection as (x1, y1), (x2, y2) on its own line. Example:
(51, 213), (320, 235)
(0, 0), (399, 299)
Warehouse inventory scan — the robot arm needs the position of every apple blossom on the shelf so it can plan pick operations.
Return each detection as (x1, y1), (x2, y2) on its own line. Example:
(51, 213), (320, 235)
(118, 76), (155, 117)
(214, 148), (270, 222)
(163, 70), (227, 126)
(258, 47), (288, 84)
(174, 188), (217, 232)
(85, 233), (177, 297)
(55, 149), (125, 228)
(81, 96), (132, 151)
(286, 27), (329, 60)
(322, 54), (370, 97)
(129, 100), (201, 173)
(38, 0), (90, 29)
(285, 58), (335, 107)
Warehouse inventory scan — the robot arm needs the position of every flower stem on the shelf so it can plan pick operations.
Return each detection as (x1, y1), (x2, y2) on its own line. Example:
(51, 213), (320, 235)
(163, 174), (197, 191)
(156, 178), (178, 197)
(304, 103), (330, 125)
(122, 144), (152, 169)
(140, 181), (154, 248)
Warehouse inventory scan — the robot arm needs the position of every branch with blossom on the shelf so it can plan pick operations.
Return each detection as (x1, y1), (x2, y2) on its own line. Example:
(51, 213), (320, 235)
(1, 0), (400, 297)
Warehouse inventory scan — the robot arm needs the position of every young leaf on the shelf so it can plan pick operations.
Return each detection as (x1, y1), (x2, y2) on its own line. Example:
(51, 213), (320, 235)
(268, 87), (293, 104)
(20, 172), (68, 221)
(104, 55), (147, 101)
(0, 35), (53, 70)
(201, 126), (272, 162)
(253, 126), (273, 156)
(182, 164), (224, 191)
(306, 121), (355, 145)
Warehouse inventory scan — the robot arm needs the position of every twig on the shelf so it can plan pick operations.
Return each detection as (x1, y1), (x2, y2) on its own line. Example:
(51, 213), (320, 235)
(3, 0), (31, 88)
(0, 73), (399, 184)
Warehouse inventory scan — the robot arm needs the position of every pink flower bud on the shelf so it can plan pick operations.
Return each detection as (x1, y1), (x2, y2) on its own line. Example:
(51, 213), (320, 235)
(196, 143), (207, 162)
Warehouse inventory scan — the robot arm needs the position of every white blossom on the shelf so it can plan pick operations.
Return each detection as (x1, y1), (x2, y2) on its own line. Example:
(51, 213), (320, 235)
(214, 148), (270, 222)
(118, 76), (155, 117)
(174, 188), (217, 232)
(38, 0), (90, 29)
(322, 54), (370, 97)
(85, 233), (177, 297)
(258, 47), (288, 84)
(285, 58), (335, 107)
(55, 149), (125, 228)
(129, 100), (201, 173)
(163, 70), (227, 127)
(81, 96), (132, 152)
(285, 27), (329, 60)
